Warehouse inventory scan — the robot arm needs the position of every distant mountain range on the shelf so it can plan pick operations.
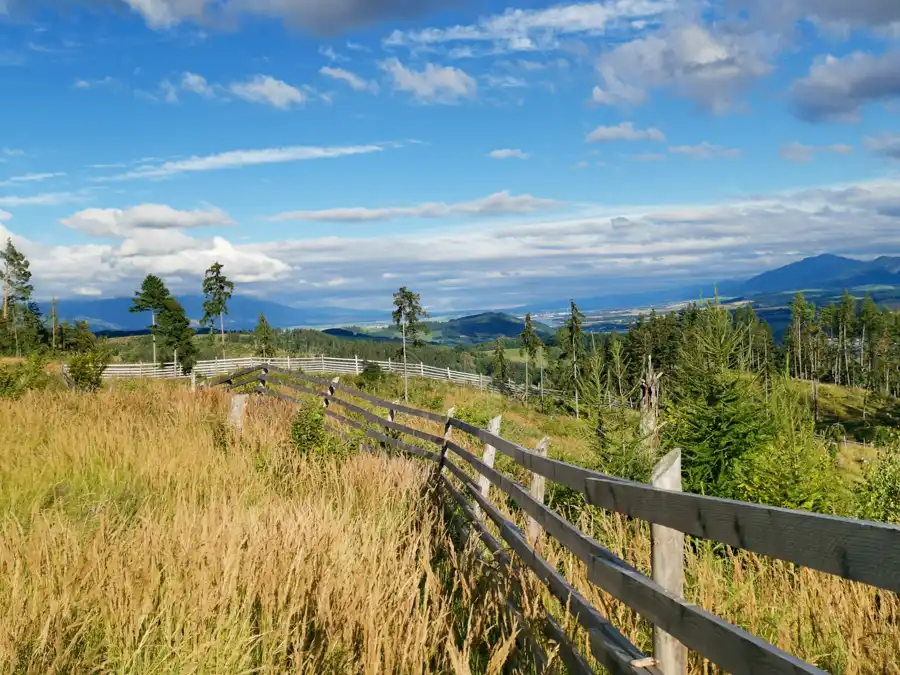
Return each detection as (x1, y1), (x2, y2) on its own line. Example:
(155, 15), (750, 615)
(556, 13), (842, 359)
(42, 254), (900, 333)
(734, 254), (900, 295)
(40, 295), (387, 332)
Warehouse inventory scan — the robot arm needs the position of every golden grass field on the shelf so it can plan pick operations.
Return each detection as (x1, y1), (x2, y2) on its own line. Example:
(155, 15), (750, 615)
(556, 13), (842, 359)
(0, 383), (529, 674)
(1, 379), (897, 674)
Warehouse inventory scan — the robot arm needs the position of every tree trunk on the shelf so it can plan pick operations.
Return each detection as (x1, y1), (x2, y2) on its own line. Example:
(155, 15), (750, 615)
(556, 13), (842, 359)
(151, 310), (157, 365)
(219, 311), (225, 347)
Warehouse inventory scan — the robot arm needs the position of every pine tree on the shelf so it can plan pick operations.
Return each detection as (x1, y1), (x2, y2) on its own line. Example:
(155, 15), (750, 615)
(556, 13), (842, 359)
(254, 312), (276, 358)
(493, 338), (510, 391)
(557, 299), (586, 415)
(518, 312), (543, 403)
(392, 286), (430, 402)
(130, 275), (171, 364)
(154, 297), (197, 373)
(201, 261), (234, 350)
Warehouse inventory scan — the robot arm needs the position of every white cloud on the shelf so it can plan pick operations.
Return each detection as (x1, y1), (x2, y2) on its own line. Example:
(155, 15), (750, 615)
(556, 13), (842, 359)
(8, 177), (900, 307)
(0, 172), (66, 186)
(593, 23), (773, 113)
(269, 191), (562, 222)
(488, 148), (530, 160)
(62, 204), (234, 237)
(790, 51), (900, 123)
(99, 143), (388, 181)
(73, 76), (117, 90)
(669, 142), (741, 159)
(587, 122), (665, 142)
(628, 152), (666, 161)
(228, 75), (305, 109)
(319, 45), (349, 62)
(383, 1), (674, 55)
(379, 58), (476, 104)
(319, 66), (379, 93)
(865, 133), (900, 159)
(0, 191), (84, 207)
(0, 210), (11, 221)
(780, 142), (855, 162)
(181, 71), (215, 97)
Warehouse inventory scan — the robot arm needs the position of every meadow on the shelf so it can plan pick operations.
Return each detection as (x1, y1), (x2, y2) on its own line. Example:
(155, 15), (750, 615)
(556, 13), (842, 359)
(0, 383), (529, 674)
(1, 374), (897, 674)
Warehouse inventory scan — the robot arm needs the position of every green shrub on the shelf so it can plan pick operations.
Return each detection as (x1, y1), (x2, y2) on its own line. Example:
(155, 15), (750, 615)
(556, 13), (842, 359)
(290, 404), (327, 453)
(855, 448), (900, 524)
(873, 426), (900, 449)
(0, 352), (51, 399)
(67, 348), (110, 392)
(453, 402), (500, 432)
(355, 361), (385, 392)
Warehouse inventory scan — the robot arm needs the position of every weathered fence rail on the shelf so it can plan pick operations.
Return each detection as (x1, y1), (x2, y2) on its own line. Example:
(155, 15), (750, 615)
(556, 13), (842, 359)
(214, 364), (900, 675)
(83, 355), (569, 399)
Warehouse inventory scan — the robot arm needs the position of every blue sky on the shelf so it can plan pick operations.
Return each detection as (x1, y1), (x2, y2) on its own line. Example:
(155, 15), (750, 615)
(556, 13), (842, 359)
(1, 0), (899, 312)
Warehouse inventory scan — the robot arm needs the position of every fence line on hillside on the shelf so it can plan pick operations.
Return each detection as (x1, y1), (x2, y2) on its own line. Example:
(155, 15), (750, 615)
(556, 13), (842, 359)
(87, 355), (571, 400)
(213, 363), (900, 675)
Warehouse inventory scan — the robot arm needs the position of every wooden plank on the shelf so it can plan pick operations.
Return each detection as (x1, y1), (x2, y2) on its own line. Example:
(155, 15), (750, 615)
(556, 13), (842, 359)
(325, 393), (445, 447)
(650, 450), (687, 675)
(583, 477), (900, 594)
(254, 386), (302, 405)
(441, 464), (659, 675)
(210, 365), (262, 387)
(260, 374), (321, 397)
(444, 442), (826, 675)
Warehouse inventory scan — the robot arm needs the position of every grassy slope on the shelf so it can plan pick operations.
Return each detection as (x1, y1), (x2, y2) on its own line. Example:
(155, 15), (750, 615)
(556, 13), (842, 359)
(326, 375), (898, 675)
(0, 384), (528, 674)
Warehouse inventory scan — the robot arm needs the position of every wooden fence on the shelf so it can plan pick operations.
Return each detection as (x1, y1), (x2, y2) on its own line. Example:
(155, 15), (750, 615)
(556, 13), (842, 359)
(86, 355), (568, 399)
(212, 364), (900, 675)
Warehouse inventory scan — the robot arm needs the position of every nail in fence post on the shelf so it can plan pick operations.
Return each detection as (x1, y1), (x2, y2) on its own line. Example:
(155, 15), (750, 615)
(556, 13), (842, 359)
(651, 448), (687, 675)
(525, 436), (550, 546)
(228, 394), (248, 435)
(474, 415), (502, 522)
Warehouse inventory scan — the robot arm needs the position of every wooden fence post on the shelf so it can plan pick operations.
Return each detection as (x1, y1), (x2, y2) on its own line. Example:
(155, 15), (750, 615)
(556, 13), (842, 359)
(474, 415), (502, 521)
(190, 370), (196, 392)
(436, 407), (456, 475)
(420, 362), (425, 377)
(228, 394), (248, 434)
(355, 355), (360, 375)
(526, 436), (550, 546)
(651, 448), (687, 675)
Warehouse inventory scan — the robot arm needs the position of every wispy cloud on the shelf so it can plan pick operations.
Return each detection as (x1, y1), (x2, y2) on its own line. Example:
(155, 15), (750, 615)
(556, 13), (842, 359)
(73, 76), (118, 90)
(228, 75), (306, 109)
(780, 141), (854, 162)
(98, 143), (391, 181)
(488, 148), (530, 160)
(379, 58), (477, 104)
(587, 122), (665, 142)
(269, 191), (562, 222)
(320, 66), (379, 93)
(669, 142), (741, 159)
(0, 191), (84, 207)
(319, 45), (350, 63)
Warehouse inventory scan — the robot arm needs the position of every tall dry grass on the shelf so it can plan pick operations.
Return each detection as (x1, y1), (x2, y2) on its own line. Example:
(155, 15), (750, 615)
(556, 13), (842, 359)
(0, 384), (532, 674)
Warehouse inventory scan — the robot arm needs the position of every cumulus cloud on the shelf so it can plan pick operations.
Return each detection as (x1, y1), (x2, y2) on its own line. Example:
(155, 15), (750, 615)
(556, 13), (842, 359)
(228, 74), (306, 109)
(319, 66), (379, 93)
(269, 191), (562, 222)
(488, 148), (530, 160)
(669, 142), (741, 159)
(865, 133), (900, 159)
(780, 142), (855, 162)
(587, 122), (665, 142)
(98, 143), (389, 181)
(379, 58), (476, 103)
(790, 51), (900, 123)
(8, 177), (900, 307)
(181, 71), (215, 98)
(62, 204), (234, 237)
(593, 23), (773, 113)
